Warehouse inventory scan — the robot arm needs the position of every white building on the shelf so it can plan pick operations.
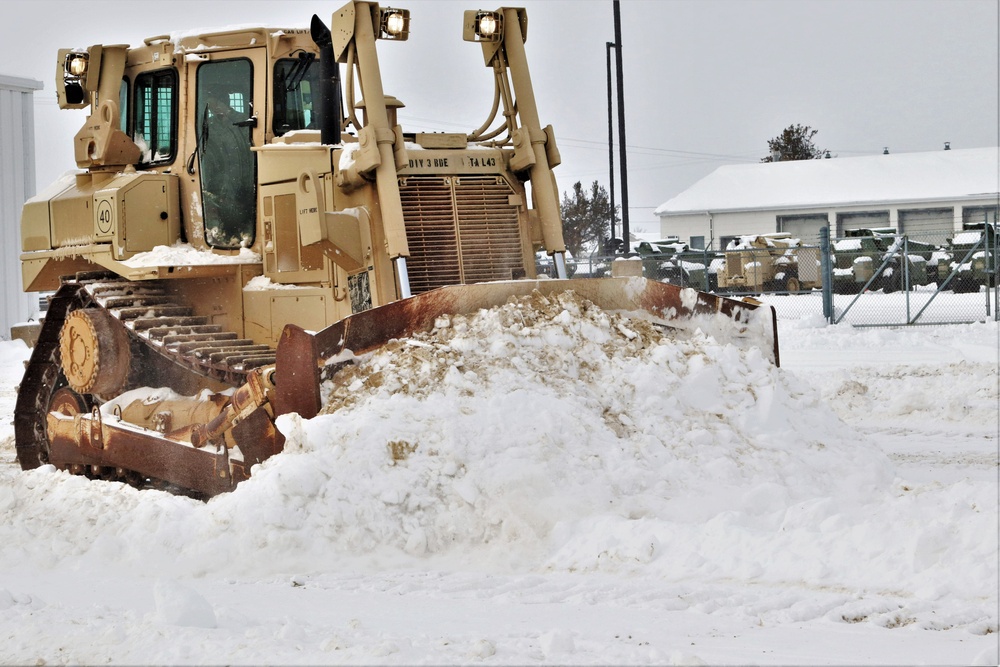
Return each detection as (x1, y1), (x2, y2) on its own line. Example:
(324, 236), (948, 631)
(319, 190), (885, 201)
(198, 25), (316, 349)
(655, 147), (1000, 249)
(1, 74), (44, 338)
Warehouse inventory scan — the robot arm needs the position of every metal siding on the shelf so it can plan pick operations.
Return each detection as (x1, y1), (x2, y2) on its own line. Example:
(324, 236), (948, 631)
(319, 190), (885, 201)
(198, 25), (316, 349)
(0, 79), (43, 339)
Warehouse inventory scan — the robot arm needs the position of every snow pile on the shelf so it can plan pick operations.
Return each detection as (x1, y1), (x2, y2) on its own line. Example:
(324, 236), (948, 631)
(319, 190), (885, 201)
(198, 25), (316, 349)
(0, 293), (995, 640)
(285, 290), (890, 569)
(8, 298), (849, 552)
(0, 298), (997, 665)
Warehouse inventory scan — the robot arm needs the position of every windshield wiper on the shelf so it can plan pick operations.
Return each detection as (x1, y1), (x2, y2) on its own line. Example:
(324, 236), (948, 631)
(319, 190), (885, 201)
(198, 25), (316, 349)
(285, 52), (315, 93)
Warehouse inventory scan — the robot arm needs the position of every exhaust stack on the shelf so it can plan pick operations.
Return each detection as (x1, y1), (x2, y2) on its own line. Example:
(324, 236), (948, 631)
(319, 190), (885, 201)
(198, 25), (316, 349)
(310, 14), (342, 146)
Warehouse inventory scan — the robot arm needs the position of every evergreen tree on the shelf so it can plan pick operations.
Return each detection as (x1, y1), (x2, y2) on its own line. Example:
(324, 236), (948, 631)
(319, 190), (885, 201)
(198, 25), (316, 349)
(560, 181), (619, 259)
(761, 124), (825, 162)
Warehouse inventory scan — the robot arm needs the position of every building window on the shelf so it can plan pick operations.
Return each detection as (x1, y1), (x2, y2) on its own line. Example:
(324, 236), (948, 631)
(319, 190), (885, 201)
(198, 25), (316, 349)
(689, 235), (705, 250)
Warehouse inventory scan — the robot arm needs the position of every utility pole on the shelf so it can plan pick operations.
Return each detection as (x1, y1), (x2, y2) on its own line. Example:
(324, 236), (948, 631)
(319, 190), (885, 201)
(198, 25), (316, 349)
(606, 41), (616, 248)
(613, 0), (630, 252)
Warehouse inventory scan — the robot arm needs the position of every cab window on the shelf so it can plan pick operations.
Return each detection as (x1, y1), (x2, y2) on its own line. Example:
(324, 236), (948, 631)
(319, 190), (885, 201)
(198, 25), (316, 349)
(134, 69), (177, 165)
(118, 78), (129, 133)
(273, 54), (319, 136)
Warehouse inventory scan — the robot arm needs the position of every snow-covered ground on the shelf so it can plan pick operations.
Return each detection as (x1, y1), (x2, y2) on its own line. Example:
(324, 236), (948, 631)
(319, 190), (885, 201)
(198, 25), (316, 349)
(0, 291), (996, 665)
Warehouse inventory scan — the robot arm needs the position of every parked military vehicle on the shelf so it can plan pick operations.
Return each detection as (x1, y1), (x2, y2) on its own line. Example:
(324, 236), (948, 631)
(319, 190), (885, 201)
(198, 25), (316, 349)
(716, 234), (821, 293)
(634, 238), (716, 291)
(944, 223), (997, 292)
(15, 1), (778, 497)
(831, 229), (939, 294)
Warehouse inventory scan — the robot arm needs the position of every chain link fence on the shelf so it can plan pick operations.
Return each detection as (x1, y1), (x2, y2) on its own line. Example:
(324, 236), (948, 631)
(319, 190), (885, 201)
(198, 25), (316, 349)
(558, 225), (999, 326)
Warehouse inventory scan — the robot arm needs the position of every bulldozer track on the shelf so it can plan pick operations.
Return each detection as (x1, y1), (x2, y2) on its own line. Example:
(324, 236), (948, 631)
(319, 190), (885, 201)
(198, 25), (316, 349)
(14, 272), (276, 477)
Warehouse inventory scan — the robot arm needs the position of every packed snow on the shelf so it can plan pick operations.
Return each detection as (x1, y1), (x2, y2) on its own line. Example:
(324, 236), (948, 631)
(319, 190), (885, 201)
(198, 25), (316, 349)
(0, 291), (996, 665)
(124, 242), (261, 267)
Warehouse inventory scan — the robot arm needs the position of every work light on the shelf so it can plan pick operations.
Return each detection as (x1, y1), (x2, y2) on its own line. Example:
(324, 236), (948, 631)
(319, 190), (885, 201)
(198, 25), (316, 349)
(66, 52), (88, 77)
(379, 8), (410, 40)
(463, 10), (503, 42)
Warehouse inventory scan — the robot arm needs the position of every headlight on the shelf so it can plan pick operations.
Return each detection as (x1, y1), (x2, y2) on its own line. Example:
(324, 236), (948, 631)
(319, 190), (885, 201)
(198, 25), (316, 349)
(66, 53), (89, 77)
(379, 8), (410, 40)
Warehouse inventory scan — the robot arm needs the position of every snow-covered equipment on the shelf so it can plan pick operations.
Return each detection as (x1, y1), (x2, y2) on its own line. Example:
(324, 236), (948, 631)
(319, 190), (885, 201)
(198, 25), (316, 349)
(944, 223), (998, 293)
(831, 228), (941, 294)
(633, 239), (717, 291)
(716, 233), (821, 293)
(14, 1), (779, 497)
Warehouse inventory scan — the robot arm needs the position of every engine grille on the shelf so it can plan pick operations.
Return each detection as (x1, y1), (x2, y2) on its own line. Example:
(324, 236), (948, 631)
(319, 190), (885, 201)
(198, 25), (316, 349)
(725, 252), (744, 276)
(399, 176), (525, 295)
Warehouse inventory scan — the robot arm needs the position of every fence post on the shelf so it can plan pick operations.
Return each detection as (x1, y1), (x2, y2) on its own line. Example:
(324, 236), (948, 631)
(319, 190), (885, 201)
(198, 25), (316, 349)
(703, 248), (711, 291)
(820, 226), (833, 323)
(986, 225), (994, 319)
(903, 235), (911, 323)
(994, 228), (999, 321)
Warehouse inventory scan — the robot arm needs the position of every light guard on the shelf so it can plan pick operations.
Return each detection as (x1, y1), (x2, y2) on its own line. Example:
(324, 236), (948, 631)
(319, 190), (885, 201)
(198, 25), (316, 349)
(463, 10), (504, 42)
(379, 7), (410, 40)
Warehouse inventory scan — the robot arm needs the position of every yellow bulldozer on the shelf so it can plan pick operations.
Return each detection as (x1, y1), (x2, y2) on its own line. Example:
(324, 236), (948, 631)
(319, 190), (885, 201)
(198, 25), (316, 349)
(15, 1), (779, 497)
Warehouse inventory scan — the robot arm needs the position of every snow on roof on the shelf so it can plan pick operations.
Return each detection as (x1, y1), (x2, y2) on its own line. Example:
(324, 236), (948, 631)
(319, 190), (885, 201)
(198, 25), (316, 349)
(656, 147), (1000, 216)
(0, 74), (43, 92)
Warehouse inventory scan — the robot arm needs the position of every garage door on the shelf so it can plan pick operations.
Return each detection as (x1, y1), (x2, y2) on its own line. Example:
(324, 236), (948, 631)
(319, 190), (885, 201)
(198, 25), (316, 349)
(898, 208), (953, 245)
(776, 214), (828, 245)
(963, 205), (998, 226)
(836, 211), (890, 236)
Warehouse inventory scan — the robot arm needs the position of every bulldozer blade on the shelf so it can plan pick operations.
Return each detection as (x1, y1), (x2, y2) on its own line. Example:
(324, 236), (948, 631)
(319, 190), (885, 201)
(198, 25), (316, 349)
(46, 410), (246, 497)
(274, 277), (778, 420)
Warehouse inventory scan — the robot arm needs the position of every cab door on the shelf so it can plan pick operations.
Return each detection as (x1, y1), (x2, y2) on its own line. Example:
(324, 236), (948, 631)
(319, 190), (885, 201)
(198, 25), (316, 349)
(194, 54), (264, 249)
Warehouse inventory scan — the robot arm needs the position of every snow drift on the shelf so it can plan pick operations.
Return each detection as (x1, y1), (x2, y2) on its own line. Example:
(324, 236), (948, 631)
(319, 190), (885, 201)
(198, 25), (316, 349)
(0, 292), (995, 641)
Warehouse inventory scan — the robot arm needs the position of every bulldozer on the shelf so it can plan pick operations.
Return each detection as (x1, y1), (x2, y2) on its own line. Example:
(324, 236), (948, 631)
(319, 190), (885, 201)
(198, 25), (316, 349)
(15, 1), (779, 497)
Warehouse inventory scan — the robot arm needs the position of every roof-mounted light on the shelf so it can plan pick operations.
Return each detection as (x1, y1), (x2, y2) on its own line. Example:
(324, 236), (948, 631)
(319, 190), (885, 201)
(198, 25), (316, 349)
(379, 7), (410, 40)
(65, 52), (89, 78)
(60, 51), (90, 106)
(477, 12), (498, 38)
(463, 10), (503, 42)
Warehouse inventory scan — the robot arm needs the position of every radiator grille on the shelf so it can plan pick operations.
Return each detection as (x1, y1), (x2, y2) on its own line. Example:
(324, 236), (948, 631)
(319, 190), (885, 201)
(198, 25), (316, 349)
(400, 176), (524, 294)
(725, 252), (744, 276)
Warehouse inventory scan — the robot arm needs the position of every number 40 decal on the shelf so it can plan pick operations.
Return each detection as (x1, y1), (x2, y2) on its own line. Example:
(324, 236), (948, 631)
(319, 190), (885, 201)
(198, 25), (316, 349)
(96, 200), (114, 235)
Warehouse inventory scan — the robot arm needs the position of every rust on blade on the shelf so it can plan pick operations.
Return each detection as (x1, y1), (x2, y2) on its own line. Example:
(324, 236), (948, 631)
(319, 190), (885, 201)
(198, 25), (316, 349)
(47, 411), (244, 497)
(274, 324), (322, 419)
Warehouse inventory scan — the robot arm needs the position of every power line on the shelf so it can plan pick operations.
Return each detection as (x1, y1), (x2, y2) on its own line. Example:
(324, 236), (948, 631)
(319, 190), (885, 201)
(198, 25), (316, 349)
(397, 113), (761, 164)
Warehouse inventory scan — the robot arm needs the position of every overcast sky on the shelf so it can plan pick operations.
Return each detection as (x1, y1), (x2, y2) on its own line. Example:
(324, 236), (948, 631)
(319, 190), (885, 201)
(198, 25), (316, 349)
(3, 0), (998, 233)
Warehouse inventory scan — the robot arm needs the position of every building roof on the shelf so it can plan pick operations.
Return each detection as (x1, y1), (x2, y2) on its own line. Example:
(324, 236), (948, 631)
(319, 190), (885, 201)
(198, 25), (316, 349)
(0, 74), (43, 92)
(655, 147), (1000, 216)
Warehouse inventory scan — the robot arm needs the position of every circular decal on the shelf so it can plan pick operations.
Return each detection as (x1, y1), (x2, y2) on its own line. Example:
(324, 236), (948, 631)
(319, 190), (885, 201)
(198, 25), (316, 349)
(96, 200), (114, 235)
